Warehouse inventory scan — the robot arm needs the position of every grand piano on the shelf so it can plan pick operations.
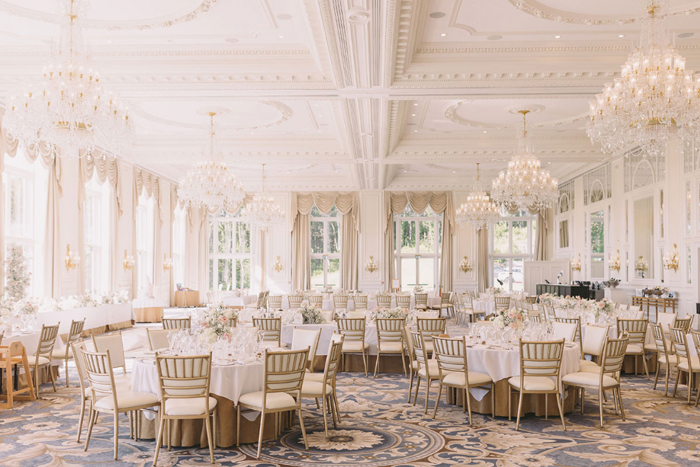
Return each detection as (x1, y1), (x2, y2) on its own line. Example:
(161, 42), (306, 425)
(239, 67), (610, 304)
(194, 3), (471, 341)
(536, 283), (602, 300)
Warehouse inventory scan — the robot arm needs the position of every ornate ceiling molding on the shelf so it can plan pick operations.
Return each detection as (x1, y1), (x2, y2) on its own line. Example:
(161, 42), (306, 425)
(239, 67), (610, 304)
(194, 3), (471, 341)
(0, 0), (219, 30)
(445, 100), (510, 129)
(509, 0), (700, 26)
(132, 101), (293, 131)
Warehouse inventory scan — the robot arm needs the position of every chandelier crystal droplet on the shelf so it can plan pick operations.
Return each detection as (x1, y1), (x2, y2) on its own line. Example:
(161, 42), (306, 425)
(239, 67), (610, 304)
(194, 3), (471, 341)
(177, 112), (245, 213)
(587, 0), (700, 158)
(491, 110), (558, 214)
(3, 0), (132, 158)
(456, 163), (501, 231)
(242, 164), (285, 231)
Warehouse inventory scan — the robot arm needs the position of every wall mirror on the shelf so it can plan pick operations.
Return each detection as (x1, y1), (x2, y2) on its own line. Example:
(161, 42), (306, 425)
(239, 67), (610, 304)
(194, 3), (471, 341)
(633, 197), (654, 279)
(590, 210), (605, 278)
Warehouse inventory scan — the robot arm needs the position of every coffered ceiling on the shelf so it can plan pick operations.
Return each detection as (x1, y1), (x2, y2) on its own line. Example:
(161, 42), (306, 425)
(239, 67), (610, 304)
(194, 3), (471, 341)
(1, 0), (700, 190)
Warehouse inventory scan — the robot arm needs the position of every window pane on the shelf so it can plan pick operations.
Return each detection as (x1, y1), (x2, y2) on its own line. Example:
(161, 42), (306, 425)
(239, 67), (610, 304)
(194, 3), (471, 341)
(8, 175), (25, 237)
(235, 221), (250, 254)
(209, 223), (214, 254)
(512, 258), (524, 292)
(419, 221), (434, 253)
(493, 221), (510, 255)
(311, 221), (324, 254)
(311, 206), (322, 217)
(493, 258), (508, 288)
(218, 222), (234, 254)
(401, 221), (416, 253)
(328, 205), (339, 217)
(512, 220), (528, 254)
(209, 259), (214, 290)
(328, 221), (340, 253)
(418, 257), (435, 291)
(401, 257), (417, 289)
(237, 258), (251, 289)
(591, 211), (604, 254)
(311, 259), (325, 287)
(85, 247), (95, 292)
(327, 258), (340, 287)
(218, 258), (233, 291)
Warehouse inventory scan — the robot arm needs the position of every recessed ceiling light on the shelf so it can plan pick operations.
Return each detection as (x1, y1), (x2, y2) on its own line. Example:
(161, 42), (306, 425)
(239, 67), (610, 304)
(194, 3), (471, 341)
(486, 35), (502, 41)
(618, 34), (625, 38)
(403, 170), (407, 173)
(107, 40), (112, 43)
(413, 103), (418, 106)
(548, 162), (552, 165)
(452, 170), (456, 173)
(440, 33), (447, 37)
(483, 130), (487, 134)
(411, 113), (416, 116)
(678, 32), (694, 39)
(278, 35), (285, 39)
(429, 12), (446, 19)
(277, 14), (292, 20)
(413, 130), (418, 132)
(318, 114), (322, 117)
(225, 37), (239, 43)
(555, 35), (561, 39)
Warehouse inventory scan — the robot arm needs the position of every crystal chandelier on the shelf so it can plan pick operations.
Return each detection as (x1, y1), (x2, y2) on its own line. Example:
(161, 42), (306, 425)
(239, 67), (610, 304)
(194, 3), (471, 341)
(587, 0), (700, 158)
(491, 110), (558, 213)
(242, 164), (285, 231)
(177, 112), (245, 213)
(456, 163), (501, 230)
(3, 0), (132, 158)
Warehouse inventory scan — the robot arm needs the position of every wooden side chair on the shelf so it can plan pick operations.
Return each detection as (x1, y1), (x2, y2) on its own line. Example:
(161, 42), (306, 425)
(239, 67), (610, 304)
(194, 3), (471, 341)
(26, 323), (61, 394)
(61, 318), (86, 387)
(374, 318), (408, 377)
(336, 318), (369, 376)
(162, 317), (191, 330)
(253, 317), (283, 348)
(0, 342), (36, 409)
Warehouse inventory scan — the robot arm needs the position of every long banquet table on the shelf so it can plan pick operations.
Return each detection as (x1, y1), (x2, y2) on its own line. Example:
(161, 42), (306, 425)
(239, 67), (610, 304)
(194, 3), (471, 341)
(35, 303), (134, 336)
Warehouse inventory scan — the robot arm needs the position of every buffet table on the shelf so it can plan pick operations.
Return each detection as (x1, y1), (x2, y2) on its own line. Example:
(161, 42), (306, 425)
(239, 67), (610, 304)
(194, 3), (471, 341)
(35, 303), (133, 336)
(175, 290), (200, 308)
(221, 294), (257, 308)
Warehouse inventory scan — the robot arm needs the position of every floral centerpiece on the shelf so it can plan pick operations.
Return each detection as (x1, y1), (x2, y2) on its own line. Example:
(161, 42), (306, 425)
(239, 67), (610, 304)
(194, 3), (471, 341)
(375, 307), (406, 320)
(593, 298), (615, 318)
(491, 308), (524, 331)
(0, 298), (15, 318)
(15, 298), (39, 315)
(538, 293), (556, 305)
(413, 285), (424, 293)
(300, 304), (324, 324)
(198, 304), (239, 344)
(487, 286), (504, 294)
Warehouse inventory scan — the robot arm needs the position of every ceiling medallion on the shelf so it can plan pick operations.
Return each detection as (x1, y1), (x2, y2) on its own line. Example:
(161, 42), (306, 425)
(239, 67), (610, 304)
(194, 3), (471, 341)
(491, 109), (558, 214)
(242, 164), (285, 232)
(456, 163), (501, 231)
(177, 110), (245, 213)
(3, 0), (132, 158)
(587, 0), (700, 158)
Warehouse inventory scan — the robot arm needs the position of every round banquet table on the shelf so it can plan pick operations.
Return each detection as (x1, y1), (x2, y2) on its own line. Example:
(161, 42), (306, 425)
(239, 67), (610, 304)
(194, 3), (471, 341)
(130, 354), (291, 447)
(446, 342), (581, 417)
(472, 299), (497, 318)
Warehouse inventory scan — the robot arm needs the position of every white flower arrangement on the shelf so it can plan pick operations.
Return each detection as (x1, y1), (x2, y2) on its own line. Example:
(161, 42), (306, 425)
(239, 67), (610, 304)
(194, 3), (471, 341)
(593, 298), (615, 317)
(15, 298), (39, 315)
(413, 285), (424, 293)
(375, 307), (406, 320)
(487, 286), (504, 294)
(5, 244), (31, 301)
(198, 304), (239, 344)
(490, 308), (524, 330)
(300, 304), (324, 324)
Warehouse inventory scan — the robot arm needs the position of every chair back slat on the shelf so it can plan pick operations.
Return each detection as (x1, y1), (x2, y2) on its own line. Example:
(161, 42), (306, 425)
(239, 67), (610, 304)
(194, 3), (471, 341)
(433, 336), (469, 376)
(253, 317), (282, 345)
(333, 295), (348, 309)
(396, 295), (411, 309)
(416, 318), (446, 343)
(163, 317), (191, 330)
(268, 295), (283, 309)
(651, 324), (668, 357)
(670, 327), (691, 361)
(68, 319), (86, 343)
(322, 335), (344, 385)
(37, 324), (60, 357)
(156, 353), (212, 398)
(263, 349), (308, 394)
(674, 316), (694, 334)
(377, 318), (406, 342)
(353, 295), (368, 310)
(377, 295), (392, 308)
(410, 332), (428, 367)
(288, 295), (303, 309)
(414, 293), (428, 307)
(519, 340), (565, 378)
(337, 318), (366, 341)
(617, 318), (648, 345)
(600, 336), (629, 375)
(495, 296), (511, 309)
(82, 349), (117, 402)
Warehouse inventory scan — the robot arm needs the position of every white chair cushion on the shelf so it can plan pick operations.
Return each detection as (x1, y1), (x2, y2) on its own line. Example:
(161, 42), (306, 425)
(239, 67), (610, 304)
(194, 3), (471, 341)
(579, 360), (600, 372)
(164, 397), (217, 416)
(423, 342), (434, 353)
(644, 342), (657, 352)
(625, 343), (644, 354)
(415, 359), (439, 376)
(562, 371), (618, 389)
(342, 341), (369, 352)
(25, 355), (50, 366)
(301, 381), (334, 397)
(415, 305), (428, 310)
(657, 354), (678, 365)
(239, 391), (297, 410)
(442, 370), (492, 387)
(94, 391), (159, 411)
(303, 372), (325, 383)
(379, 342), (403, 352)
(678, 357), (700, 372)
(84, 375), (131, 398)
(508, 376), (557, 392)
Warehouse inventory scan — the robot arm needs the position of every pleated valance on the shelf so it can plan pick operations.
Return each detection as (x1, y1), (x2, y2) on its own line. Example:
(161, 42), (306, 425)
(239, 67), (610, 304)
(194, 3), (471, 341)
(134, 167), (160, 204)
(291, 192), (360, 232)
(82, 152), (122, 216)
(385, 191), (454, 232)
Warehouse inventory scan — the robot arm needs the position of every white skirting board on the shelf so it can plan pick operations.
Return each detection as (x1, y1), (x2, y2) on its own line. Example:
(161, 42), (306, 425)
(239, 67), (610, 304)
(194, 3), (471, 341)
(524, 260), (571, 296)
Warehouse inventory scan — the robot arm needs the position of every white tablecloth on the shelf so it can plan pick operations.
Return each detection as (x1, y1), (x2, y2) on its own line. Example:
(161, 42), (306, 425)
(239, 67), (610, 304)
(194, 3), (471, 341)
(36, 303), (133, 335)
(131, 357), (265, 419)
(4, 330), (65, 358)
(222, 295), (258, 307)
(281, 323), (380, 355)
(472, 300), (497, 318)
(279, 294), (441, 312)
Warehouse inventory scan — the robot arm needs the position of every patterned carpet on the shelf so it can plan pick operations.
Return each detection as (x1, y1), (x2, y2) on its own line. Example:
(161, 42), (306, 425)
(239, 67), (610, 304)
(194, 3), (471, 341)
(1, 365), (700, 467)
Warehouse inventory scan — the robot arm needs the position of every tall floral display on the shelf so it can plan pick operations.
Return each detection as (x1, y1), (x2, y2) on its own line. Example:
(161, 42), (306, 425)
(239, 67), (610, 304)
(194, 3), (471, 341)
(5, 244), (31, 301)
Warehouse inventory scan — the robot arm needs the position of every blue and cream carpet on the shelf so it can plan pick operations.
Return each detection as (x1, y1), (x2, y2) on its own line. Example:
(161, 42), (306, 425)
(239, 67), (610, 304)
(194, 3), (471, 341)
(1, 367), (700, 466)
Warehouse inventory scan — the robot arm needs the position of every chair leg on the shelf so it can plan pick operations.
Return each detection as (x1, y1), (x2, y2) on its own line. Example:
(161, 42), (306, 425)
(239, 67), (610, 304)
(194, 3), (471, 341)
(315, 398), (320, 409)
(653, 360), (660, 390)
(84, 407), (96, 452)
(76, 397), (87, 443)
(424, 379), (431, 414)
(581, 389), (585, 415)
(298, 408), (309, 450)
(399, 350), (407, 378)
(664, 363), (671, 397)
(65, 359), (70, 387)
(204, 414), (215, 464)
(212, 409), (217, 449)
(363, 350), (368, 377)
(407, 369), (415, 403)
(256, 410), (266, 459)
(556, 392), (566, 431)
(508, 385), (511, 421)
(153, 413), (165, 466)
(413, 376), (421, 405)
(515, 390), (524, 430)
(321, 395), (329, 438)
(672, 369), (681, 398)
(167, 419), (171, 451)
(642, 353), (649, 378)
(333, 393), (341, 424)
(49, 365), (57, 392)
(373, 352), (380, 377)
(689, 373), (694, 405)
(617, 387), (626, 421)
(236, 405), (241, 447)
(329, 395), (338, 429)
(545, 392), (548, 420)
(491, 383), (496, 419)
(598, 389), (604, 428)
(113, 411), (119, 460)
(466, 387), (473, 426)
(431, 384), (442, 419)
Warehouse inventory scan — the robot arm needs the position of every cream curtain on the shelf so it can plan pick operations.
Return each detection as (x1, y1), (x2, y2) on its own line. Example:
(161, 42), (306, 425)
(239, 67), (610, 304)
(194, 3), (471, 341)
(169, 185), (177, 306)
(477, 227), (489, 293)
(383, 192), (454, 292)
(133, 167), (161, 298)
(78, 152), (121, 294)
(0, 129), (61, 297)
(291, 192), (360, 291)
(535, 207), (552, 261)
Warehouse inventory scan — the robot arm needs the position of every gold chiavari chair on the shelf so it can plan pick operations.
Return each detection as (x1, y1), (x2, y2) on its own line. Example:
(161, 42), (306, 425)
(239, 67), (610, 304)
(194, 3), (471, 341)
(162, 317), (191, 330)
(61, 318), (85, 386)
(333, 294), (349, 311)
(253, 317), (283, 348)
(301, 335), (344, 437)
(494, 296), (511, 311)
(267, 295), (283, 311)
(414, 293), (429, 310)
(376, 294), (392, 309)
(288, 295), (304, 309)
(309, 295), (323, 309)
(26, 323), (60, 394)
(670, 328), (700, 405)
(396, 294), (411, 310)
(432, 336), (494, 423)
(554, 317), (582, 354)
(416, 317), (447, 354)
(617, 318), (649, 376)
(237, 348), (310, 459)
(353, 294), (368, 310)
(674, 316), (694, 334)
(336, 318), (369, 376)
(508, 339), (566, 431)
(651, 323), (677, 396)
(374, 318), (408, 377)
(409, 331), (440, 414)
